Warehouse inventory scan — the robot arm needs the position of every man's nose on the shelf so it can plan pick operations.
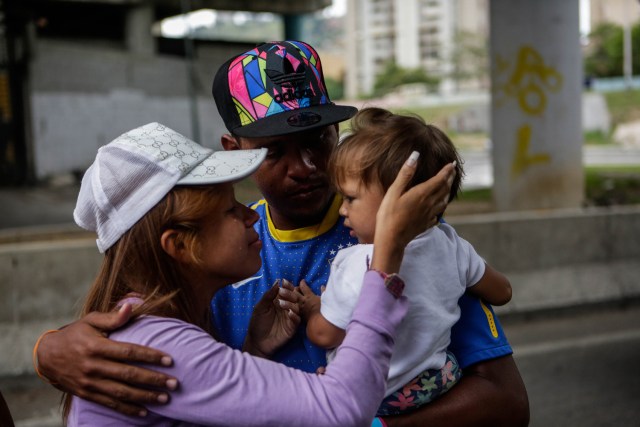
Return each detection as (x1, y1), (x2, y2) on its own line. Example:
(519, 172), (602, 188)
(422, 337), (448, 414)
(288, 147), (317, 178)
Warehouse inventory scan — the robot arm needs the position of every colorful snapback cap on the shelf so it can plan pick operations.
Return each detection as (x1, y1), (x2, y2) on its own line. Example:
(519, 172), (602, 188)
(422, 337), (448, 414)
(212, 40), (357, 138)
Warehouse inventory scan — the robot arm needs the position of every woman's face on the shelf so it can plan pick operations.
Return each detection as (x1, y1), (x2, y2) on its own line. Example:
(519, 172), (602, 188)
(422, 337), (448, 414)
(196, 183), (262, 286)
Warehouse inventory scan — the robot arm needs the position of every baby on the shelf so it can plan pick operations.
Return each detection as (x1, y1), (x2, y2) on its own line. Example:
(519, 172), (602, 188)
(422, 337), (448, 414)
(299, 107), (512, 416)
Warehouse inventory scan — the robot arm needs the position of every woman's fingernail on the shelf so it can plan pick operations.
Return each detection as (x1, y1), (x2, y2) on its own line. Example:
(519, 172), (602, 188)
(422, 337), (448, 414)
(160, 356), (172, 366)
(278, 299), (287, 307)
(138, 409), (148, 417)
(157, 393), (168, 403)
(166, 378), (178, 390)
(407, 151), (420, 166)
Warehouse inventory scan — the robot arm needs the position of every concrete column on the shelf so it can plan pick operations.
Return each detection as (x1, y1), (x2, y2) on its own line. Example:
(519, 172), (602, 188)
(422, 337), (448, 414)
(283, 14), (305, 40)
(490, 0), (583, 211)
(125, 5), (155, 56)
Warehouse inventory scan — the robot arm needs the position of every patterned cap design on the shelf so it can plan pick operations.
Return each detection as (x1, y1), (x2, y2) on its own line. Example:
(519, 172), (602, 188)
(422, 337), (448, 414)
(213, 40), (357, 138)
(74, 122), (267, 252)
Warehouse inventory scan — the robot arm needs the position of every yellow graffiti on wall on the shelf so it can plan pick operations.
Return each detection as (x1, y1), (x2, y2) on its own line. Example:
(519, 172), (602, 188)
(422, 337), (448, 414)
(511, 125), (551, 177)
(496, 45), (561, 177)
(502, 45), (563, 116)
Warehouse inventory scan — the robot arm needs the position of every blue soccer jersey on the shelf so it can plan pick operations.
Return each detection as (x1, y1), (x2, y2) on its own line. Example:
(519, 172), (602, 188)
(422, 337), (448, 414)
(449, 295), (512, 369)
(212, 195), (513, 372)
(212, 195), (356, 372)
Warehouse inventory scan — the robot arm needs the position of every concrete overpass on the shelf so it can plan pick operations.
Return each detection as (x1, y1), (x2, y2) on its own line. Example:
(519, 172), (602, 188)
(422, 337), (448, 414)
(1, 0), (331, 186)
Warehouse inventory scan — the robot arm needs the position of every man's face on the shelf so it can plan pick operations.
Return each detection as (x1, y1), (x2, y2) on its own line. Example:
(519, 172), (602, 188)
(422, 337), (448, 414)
(236, 125), (338, 229)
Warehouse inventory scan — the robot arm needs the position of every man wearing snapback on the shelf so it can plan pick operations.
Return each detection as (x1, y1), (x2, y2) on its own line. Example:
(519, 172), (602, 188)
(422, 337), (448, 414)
(36, 40), (529, 426)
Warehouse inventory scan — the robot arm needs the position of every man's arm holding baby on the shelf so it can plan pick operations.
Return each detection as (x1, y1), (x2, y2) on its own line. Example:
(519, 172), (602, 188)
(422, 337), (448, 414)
(35, 306), (177, 417)
(35, 280), (301, 416)
(380, 354), (529, 427)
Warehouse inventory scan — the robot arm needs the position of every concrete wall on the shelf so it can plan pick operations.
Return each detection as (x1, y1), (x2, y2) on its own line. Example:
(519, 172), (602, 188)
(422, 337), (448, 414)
(29, 39), (252, 179)
(449, 206), (640, 314)
(490, 0), (584, 211)
(1, 206), (639, 377)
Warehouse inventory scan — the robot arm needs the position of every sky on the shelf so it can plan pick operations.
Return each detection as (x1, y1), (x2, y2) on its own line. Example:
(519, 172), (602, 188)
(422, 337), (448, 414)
(580, 0), (591, 35)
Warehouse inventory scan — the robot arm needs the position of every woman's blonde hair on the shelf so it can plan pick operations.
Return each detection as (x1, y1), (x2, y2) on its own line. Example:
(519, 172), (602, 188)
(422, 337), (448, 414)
(62, 185), (225, 419)
(330, 107), (464, 202)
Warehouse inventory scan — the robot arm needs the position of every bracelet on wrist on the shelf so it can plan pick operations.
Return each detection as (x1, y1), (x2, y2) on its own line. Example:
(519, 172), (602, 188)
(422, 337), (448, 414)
(32, 329), (60, 385)
(369, 268), (405, 298)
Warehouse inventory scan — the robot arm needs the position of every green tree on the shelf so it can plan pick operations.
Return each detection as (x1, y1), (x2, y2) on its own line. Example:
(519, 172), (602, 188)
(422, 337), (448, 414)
(372, 61), (439, 97)
(324, 76), (344, 100)
(449, 30), (489, 89)
(585, 22), (623, 77)
(584, 21), (640, 78)
(633, 22), (640, 75)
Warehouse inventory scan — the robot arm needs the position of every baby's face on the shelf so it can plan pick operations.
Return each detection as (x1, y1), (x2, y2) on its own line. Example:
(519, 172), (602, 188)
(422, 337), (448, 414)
(337, 175), (385, 244)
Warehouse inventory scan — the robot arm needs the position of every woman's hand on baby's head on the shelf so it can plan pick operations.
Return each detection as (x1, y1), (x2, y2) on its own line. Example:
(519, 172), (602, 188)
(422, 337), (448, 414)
(372, 154), (456, 273)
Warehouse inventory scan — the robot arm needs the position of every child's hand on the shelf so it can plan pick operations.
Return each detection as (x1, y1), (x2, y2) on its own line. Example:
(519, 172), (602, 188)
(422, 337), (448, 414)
(296, 280), (323, 322)
(243, 279), (301, 358)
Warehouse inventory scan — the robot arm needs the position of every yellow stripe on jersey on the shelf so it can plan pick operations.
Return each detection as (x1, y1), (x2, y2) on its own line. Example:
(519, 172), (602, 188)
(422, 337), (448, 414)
(261, 194), (342, 242)
(480, 301), (499, 338)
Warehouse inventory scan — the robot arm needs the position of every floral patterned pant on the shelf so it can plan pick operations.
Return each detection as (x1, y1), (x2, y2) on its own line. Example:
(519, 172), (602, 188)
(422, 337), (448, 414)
(376, 351), (461, 416)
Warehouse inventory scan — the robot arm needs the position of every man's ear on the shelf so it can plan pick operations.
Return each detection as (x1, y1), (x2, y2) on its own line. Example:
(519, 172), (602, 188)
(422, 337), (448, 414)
(161, 229), (186, 262)
(221, 134), (241, 151)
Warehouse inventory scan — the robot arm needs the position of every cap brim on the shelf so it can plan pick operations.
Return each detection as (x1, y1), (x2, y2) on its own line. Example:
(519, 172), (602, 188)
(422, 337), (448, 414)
(177, 148), (267, 185)
(232, 104), (357, 138)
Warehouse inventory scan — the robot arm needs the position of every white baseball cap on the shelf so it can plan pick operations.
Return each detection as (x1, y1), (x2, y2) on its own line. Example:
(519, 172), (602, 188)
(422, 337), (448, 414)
(74, 122), (267, 252)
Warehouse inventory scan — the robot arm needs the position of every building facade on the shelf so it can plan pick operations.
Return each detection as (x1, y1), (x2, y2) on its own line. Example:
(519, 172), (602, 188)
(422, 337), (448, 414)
(344, 0), (488, 99)
(590, 0), (639, 27)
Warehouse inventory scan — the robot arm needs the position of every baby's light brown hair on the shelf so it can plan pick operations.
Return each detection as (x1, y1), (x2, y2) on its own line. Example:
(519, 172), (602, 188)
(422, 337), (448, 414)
(330, 107), (463, 203)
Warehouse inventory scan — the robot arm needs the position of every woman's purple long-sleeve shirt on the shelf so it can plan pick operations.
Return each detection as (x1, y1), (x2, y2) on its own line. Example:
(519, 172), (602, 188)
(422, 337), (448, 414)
(68, 271), (408, 426)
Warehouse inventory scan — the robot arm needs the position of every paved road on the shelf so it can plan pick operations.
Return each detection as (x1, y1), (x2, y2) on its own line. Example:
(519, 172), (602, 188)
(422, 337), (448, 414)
(504, 303), (640, 427)
(461, 145), (640, 190)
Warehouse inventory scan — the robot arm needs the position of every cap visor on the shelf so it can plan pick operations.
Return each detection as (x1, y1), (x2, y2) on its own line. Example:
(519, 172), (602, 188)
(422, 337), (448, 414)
(177, 148), (267, 185)
(233, 104), (357, 138)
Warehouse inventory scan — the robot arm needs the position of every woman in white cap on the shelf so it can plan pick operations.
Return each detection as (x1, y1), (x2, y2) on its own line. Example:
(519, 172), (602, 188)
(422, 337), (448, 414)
(60, 122), (455, 426)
